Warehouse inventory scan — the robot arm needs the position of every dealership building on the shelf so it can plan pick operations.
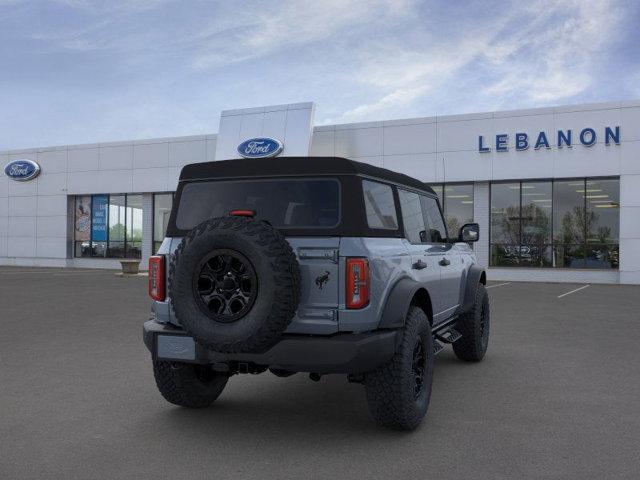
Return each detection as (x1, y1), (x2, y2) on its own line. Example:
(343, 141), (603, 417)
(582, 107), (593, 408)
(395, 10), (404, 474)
(1, 100), (639, 284)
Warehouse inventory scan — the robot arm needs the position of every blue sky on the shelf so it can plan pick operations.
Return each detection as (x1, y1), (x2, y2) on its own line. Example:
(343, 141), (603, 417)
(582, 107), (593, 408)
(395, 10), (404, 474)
(1, 0), (639, 150)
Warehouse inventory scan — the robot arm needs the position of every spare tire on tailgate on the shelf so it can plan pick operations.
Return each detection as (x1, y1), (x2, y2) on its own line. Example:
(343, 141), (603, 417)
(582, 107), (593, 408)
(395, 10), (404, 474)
(169, 216), (301, 353)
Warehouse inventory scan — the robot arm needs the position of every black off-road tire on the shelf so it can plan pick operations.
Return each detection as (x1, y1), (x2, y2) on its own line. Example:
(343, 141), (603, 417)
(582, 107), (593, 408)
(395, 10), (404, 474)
(169, 216), (300, 353)
(153, 361), (228, 408)
(453, 283), (490, 362)
(364, 307), (434, 431)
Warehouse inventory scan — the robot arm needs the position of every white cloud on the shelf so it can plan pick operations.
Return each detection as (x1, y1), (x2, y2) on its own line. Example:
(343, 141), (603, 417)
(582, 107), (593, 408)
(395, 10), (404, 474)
(339, 85), (429, 121)
(191, 0), (415, 70)
(334, 0), (625, 122)
(337, 35), (493, 121)
(481, 0), (621, 105)
(0, 0), (634, 149)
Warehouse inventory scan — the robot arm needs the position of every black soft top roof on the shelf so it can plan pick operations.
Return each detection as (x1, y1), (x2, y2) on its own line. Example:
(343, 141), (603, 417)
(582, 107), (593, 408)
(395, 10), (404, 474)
(179, 156), (435, 194)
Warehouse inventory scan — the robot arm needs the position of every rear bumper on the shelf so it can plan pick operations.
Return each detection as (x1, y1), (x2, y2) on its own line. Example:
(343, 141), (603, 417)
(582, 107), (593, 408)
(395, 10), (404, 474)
(143, 319), (399, 374)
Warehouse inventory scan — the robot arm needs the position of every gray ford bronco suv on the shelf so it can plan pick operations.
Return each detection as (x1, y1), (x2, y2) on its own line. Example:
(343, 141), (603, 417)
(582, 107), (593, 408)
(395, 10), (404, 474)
(144, 157), (489, 430)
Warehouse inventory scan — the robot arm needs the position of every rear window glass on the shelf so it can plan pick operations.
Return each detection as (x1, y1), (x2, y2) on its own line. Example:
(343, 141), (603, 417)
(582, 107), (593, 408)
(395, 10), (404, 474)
(175, 179), (340, 231)
(362, 180), (398, 230)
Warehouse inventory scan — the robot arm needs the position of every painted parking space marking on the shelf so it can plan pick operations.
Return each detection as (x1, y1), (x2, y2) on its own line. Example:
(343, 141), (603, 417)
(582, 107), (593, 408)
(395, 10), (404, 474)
(557, 284), (590, 298)
(51, 272), (120, 276)
(486, 282), (511, 289)
(0, 270), (115, 276)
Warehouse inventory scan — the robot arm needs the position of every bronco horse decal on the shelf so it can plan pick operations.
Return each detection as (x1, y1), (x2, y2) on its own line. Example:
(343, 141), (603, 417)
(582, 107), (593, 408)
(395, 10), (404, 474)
(315, 271), (330, 290)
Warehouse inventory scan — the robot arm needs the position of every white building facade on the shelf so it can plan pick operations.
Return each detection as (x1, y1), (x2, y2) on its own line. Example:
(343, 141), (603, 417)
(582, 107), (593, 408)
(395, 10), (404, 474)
(1, 100), (639, 284)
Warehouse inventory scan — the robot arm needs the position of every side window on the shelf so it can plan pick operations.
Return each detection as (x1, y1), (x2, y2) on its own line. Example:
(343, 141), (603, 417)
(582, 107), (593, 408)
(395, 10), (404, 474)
(421, 195), (447, 243)
(398, 189), (427, 243)
(362, 180), (398, 230)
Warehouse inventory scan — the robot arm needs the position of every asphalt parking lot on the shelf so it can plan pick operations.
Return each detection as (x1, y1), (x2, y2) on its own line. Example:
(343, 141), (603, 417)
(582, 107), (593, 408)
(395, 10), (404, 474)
(1, 268), (639, 480)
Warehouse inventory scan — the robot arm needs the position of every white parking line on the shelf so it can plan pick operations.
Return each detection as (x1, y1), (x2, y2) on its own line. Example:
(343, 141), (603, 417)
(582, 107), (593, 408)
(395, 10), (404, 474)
(0, 270), (114, 276)
(51, 272), (118, 276)
(557, 284), (590, 298)
(486, 282), (511, 289)
(0, 271), (61, 275)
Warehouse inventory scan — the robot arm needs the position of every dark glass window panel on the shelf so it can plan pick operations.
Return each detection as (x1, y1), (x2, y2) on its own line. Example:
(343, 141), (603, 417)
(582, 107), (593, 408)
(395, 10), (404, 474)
(109, 195), (126, 243)
(553, 244), (586, 268)
(91, 241), (108, 258)
(491, 183), (520, 245)
(126, 194), (143, 253)
(520, 181), (552, 268)
(177, 179), (341, 231)
(444, 184), (474, 236)
(398, 189), (426, 244)
(553, 180), (586, 245)
(490, 178), (619, 270)
(362, 180), (397, 229)
(519, 244), (553, 267)
(74, 241), (92, 258)
(420, 195), (447, 243)
(107, 241), (125, 258)
(584, 243), (619, 269)
(125, 242), (142, 259)
(585, 179), (619, 244)
(490, 244), (520, 267)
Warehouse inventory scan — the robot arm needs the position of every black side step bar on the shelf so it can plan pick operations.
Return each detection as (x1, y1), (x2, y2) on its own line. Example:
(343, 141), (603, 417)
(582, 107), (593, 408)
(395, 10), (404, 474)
(434, 328), (462, 344)
(432, 316), (461, 355)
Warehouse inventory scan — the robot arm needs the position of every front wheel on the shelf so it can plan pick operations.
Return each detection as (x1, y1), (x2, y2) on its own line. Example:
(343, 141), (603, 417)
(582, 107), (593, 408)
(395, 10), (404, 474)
(153, 361), (228, 408)
(453, 283), (490, 362)
(364, 307), (434, 431)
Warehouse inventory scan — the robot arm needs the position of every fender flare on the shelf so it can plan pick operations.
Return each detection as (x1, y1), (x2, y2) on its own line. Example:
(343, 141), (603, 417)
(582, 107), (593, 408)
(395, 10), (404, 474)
(378, 277), (426, 329)
(460, 265), (486, 314)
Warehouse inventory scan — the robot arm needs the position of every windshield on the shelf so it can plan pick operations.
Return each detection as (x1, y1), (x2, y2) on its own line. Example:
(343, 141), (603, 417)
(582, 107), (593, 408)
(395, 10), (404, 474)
(175, 178), (340, 231)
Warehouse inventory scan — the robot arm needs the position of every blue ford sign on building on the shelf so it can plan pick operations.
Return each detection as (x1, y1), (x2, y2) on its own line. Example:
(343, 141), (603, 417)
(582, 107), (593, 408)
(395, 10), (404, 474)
(237, 137), (284, 158)
(4, 159), (41, 181)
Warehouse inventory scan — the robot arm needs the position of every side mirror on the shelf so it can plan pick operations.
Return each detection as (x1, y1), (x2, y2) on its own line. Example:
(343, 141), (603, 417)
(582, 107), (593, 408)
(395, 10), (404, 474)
(458, 223), (479, 243)
(419, 230), (427, 243)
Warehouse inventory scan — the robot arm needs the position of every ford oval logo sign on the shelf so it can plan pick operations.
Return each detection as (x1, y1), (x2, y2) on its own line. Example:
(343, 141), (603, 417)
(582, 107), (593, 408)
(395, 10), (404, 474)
(237, 137), (283, 159)
(4, 159), (41, 182)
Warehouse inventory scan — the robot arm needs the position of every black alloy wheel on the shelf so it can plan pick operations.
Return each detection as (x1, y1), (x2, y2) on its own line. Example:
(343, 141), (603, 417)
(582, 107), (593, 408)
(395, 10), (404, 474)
(193, 249), (258, 323)
(169, 216), (300, 353)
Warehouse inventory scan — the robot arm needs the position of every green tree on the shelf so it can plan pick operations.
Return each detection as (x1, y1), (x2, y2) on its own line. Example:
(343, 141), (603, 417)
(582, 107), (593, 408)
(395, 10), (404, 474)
(109, 223), (125, 241)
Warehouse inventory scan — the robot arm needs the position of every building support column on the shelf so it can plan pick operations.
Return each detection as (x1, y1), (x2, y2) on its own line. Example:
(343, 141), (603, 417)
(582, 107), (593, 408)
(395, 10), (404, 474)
(619, 174), (640, 284)
(473, 182), (489, 269)
(141, 193), (153, 270)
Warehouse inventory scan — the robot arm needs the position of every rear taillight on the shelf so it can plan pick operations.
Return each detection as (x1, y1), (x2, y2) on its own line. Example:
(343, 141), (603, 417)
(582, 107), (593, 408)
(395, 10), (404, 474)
(346, 258), (369, 309)
(148, 255), (166, 301)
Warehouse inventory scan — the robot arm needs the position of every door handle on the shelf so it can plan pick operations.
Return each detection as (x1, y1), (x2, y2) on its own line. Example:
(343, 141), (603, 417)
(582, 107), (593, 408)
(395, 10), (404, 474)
(439, 257), (451, 266)
(412, 259), (428, 270)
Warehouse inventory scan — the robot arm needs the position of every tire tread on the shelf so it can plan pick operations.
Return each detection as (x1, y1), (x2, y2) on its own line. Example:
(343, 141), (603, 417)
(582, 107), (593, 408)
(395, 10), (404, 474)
(453, 283), (490, 362)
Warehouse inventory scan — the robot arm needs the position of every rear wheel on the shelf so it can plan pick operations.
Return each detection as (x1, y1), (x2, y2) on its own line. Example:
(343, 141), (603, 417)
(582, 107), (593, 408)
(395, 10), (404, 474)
(453, 283), (490, 362)
(364, 307), (434, 431)
(153, 361), (228, 408)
